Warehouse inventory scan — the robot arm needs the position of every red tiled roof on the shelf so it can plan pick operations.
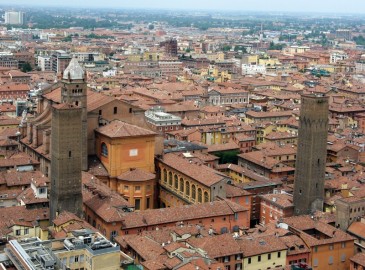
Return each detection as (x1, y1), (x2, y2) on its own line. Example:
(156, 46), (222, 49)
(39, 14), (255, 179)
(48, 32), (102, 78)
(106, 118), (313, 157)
(117, 168), (155, 182)
(159, 153), (227, 187)
(96, 120), (156, 138)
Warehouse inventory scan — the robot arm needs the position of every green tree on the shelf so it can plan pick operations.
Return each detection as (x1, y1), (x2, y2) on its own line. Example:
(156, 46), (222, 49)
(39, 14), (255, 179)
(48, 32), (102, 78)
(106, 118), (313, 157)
(148, 24), (154, 30)
(21, 62), (32, 73)
(354, 35), (365, 46)
(234, 45), (247, 53)
(269, 42), (285, 50)
(222, 45), (232, 52)
(213, 150), (240, 164)
(62, 35), (72, 42)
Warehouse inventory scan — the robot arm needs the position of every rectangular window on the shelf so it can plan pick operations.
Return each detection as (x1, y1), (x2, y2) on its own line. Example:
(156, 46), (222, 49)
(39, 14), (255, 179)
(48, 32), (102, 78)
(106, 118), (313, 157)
(329, 256), (333, 265)
(341, 254), (346, 262)
(135, 186), (141, 191)
(277, 251), (281, 258)
(341, 242), (346, 248)
(146, 197), (150, 209)
(15, 229), (21, 236)
(129, 149), (138, 157)
(224, 256), (230, 262)
(24, 228), (29, 235)
(75, 256), (79, 263)
(329, 244), (334, 250)
(258, 255), (261, 262)
(314, 246), (318, 252)
(248, 258), (251, 264)
(135, 199), (141, 210)
(113, 107), (117, 114)
(268, 253), (271, 260)
(313, 259), (318, 267)
(124, 185), (129, 191)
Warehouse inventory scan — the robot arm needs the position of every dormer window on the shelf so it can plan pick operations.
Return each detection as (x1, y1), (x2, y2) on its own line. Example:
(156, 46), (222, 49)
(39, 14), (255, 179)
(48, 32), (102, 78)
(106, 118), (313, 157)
(101, 143), (108, 157)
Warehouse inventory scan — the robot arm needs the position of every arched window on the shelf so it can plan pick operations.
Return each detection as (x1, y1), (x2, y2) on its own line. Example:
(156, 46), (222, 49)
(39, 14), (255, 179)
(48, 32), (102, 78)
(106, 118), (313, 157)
(185, 181), (190, 196)
(180, 178), (184, 192)
(163, 169), (167, 183)
(204, 191), (209, 202)
(174, 175), (178, 189)
(168, 172), (172, 186)
(101, 143), (108, 157)
(192, 185), (196, 200)
(198, 188), (202, 203)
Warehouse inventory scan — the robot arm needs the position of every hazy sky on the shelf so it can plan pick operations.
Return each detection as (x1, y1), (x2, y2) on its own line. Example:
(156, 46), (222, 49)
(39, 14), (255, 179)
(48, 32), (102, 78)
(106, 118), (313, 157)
(4, 0), (365, 14)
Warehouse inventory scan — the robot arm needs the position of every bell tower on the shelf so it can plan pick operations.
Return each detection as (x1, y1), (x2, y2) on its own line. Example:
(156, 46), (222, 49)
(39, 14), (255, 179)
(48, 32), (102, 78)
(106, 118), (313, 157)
(50, 58), (86, 222)
(61, 58), (88, 171)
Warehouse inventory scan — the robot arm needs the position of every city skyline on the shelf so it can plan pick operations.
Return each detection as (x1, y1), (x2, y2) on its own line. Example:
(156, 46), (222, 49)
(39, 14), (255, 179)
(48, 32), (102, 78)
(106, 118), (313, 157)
(3, 0), (365, 14)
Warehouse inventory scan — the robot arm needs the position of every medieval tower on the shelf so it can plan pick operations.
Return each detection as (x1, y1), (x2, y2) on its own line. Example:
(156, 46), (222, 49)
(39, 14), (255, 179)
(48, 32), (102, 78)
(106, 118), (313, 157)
(60, 58), (88, 171)
(50, 58), (86, 221)
(293, 94), (329, 215)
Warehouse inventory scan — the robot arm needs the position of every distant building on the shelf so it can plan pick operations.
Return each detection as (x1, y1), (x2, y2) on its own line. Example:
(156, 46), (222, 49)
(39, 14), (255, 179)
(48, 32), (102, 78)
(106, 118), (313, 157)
(0, 54), (18, 69)
(336, 29), (352, 41)
(241, 64), (266, 75)
(145, 106), (181, 137)
(4, 11), (24, 25)
(355, 61), (365, 74)
(330, 51), (348, 63)
(161, 39), (178, 56)
(37, 55), (52, 71)
(51, 50), (71, 74)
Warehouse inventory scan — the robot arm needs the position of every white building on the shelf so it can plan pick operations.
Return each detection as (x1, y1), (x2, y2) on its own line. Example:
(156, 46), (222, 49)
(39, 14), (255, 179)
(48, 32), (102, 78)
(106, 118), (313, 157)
(4, 11), (24, 25)
(356, 61), (365, 74)
(330, 51), (348, 63)
(241, 64), (266, 75)
(145, 106), (181, 134)
(37, 55), (51, 71)
(71, 52), (105, 62)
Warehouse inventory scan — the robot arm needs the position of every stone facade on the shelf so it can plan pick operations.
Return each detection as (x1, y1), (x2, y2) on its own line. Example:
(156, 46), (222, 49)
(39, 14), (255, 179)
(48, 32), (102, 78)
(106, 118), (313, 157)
(336, 197), (365, 230)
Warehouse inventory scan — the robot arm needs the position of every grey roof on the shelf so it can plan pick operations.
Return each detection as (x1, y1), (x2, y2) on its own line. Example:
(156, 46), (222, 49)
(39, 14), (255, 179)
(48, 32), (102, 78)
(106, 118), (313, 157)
(63, 58), (85, 80)
(163, 139), (207, 153)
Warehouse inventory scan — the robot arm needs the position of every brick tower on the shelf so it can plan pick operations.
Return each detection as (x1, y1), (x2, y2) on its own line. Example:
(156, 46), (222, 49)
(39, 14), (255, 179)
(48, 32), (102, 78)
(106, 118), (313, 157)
(60, 58), (88, 171)
(50, 58), (86, 222)
(293, 94), (329, 215)
(50, 104), (83, 221)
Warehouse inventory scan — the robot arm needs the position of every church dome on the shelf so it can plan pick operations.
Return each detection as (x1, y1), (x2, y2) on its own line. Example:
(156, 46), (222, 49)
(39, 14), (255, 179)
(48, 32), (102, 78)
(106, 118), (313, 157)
(63, 58), (85, 80)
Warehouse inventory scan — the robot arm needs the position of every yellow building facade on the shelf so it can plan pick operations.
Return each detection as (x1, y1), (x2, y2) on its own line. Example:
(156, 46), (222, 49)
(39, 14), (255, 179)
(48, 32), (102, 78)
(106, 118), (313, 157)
(157, 153), (228, 208)
(95, 120), (157, 210)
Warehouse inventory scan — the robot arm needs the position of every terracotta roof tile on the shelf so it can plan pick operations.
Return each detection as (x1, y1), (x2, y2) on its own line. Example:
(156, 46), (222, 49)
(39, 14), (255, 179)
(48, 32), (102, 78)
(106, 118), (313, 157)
(159, 153), (227, 187)
(96, 120), (156, 138)
(117, 168), (155, 182)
